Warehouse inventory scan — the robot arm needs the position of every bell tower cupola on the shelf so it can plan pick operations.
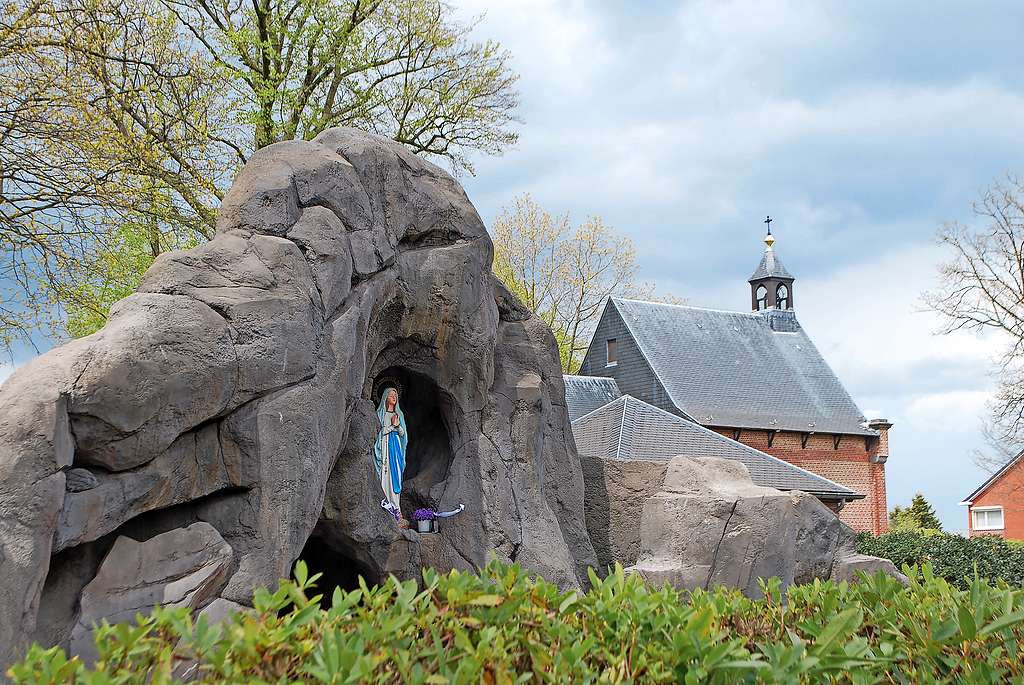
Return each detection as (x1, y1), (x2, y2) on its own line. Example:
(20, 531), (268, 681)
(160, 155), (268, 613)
(749, 216), (795, 312)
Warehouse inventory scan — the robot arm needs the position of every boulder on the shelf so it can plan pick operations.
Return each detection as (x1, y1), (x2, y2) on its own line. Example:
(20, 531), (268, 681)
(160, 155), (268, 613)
(580, 457), (668, 571)
(55, 423), (257, 552)
(831, 553), (905, 584)
(197, 598), (250, 626)
(0, 347), (76, 670)
(627, 456), (900, 597)
(68, 523), (233, 664)
(478, 288), (593, 587)
(0, 128), (597, 669)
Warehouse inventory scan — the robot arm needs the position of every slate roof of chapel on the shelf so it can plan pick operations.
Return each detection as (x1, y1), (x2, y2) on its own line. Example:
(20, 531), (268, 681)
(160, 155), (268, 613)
(571, 394), (861, 500)
(608, 297), (876, 436)
(749, 246), (794, 281)
(564, 375), (622, 421)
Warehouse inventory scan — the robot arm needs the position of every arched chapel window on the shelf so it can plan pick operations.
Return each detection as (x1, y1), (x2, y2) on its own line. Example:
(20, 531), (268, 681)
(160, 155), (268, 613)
(756, 285), (768, 310)
(777, 284), (789, 309)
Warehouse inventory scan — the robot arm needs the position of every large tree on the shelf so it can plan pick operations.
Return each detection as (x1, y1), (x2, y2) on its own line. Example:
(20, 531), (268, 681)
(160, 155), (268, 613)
(925, 175), (1024, 468)
(0, 0), (519, 347)
(491, 194), (681, 373)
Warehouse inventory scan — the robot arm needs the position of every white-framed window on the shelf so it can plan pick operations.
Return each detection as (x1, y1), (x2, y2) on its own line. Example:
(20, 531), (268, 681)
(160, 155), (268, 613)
(972, 506), (1004, 531)
(605, 338), (618, 366)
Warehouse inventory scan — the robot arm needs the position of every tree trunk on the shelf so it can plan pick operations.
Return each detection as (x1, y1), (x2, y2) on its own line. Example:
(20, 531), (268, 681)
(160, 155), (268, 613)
(254, 98), (277, 149)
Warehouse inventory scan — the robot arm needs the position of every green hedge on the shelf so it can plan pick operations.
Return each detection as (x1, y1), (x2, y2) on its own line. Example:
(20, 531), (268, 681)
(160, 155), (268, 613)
(9, 561), (1024, 684)
(856, 529), (1024, 588)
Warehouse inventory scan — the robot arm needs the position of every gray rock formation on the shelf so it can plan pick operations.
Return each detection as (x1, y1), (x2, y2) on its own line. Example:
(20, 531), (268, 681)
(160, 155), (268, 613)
(69, 523), (233, 664)
(0, 128), (597, 669)
(580, 456), (668, 570)
(831, 553), (904, 584)
(626, 456), (902, 597)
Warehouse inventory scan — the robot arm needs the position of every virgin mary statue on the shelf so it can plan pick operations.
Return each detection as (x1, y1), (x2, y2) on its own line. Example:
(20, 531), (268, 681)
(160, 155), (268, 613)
(374, 387), (407, 523)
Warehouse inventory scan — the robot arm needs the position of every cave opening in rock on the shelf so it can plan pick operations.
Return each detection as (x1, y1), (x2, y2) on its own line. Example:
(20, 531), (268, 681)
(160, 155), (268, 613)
(372, 365), (456, 520)
(293, 534), (376, 605)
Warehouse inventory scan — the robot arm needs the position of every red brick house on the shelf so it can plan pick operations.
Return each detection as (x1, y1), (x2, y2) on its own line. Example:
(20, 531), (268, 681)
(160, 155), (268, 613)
(574, 229), (892, 534)
(960, 451), (1024, 540)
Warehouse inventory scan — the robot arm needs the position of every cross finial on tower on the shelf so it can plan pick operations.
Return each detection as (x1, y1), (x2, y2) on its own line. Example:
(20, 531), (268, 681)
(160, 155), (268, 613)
(763, 215), (775, 248)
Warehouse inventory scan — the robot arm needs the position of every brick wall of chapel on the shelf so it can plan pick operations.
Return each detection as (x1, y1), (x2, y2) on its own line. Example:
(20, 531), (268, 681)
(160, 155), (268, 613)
(712, 428), (889, 535)
(969, 460), (1024, 541)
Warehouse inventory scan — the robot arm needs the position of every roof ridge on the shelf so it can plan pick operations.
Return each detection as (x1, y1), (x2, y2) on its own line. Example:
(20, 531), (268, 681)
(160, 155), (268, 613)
(617, 396), (629, 460)
(612, 297), (764, 317)
(571, 393), (627, 424)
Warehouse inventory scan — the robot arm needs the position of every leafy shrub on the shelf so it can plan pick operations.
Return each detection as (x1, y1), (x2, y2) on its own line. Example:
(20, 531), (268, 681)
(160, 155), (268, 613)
(857, 529), (1024, 588)
(8, 561), (1024, 684)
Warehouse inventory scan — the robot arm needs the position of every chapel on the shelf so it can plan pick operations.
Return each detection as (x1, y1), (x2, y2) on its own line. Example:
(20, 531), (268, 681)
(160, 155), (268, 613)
(571, 225), (891, 534)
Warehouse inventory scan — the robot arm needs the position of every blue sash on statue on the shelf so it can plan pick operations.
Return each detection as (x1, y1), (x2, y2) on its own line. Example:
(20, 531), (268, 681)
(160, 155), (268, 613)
(388, 431), (405, 494)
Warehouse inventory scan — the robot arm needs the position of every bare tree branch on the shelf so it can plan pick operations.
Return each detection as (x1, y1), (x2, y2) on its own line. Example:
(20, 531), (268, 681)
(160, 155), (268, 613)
(925, 174), (1024, 461)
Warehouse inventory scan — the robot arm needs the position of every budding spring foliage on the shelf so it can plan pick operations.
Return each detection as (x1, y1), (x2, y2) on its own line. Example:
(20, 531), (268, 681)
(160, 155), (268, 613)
(491, 193), (675, 373)
(0, 0), (520, 349)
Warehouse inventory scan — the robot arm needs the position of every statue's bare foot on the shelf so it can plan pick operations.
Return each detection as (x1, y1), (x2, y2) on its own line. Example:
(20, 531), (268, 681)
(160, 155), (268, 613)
(398, 517), (410, 529)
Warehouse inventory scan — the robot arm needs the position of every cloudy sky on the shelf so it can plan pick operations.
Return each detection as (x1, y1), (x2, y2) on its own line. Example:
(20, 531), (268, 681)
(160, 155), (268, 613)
(450, 0), (1024, 529)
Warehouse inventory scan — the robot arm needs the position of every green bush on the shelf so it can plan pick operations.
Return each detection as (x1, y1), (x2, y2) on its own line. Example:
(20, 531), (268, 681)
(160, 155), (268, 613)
(9, 561), (1024, 684)
(857, 529), (1024, 588)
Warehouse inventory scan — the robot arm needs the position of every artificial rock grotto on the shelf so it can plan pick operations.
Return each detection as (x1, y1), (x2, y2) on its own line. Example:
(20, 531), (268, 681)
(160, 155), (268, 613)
(0, 128), (896, 670)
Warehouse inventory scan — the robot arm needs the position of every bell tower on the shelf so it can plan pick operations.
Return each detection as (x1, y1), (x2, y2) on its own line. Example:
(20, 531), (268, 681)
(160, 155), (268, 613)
(749, 216), (795, 312)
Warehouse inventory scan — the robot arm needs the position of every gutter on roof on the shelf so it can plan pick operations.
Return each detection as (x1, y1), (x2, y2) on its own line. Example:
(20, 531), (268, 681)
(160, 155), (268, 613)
(706, 421), (879, 438)
(818, 492), (866, 501)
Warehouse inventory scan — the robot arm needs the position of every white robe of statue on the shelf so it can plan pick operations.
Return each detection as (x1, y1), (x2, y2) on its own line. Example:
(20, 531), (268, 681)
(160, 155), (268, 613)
(374, 387), (407, 520)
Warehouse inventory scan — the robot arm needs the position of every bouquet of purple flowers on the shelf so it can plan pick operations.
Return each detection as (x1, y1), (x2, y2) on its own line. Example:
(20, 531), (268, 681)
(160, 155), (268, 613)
(411, 508), (436, 522)
(411, 504), (465, 532)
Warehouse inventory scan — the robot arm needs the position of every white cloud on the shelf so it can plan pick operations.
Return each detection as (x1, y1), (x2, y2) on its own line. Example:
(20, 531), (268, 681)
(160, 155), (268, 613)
(797, 243), (1002, 400)
(904, 391), (992, 431)
(452, 0), (616, 99)
(460, 0), (1024, 257)
(671, 0), (848, 92)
